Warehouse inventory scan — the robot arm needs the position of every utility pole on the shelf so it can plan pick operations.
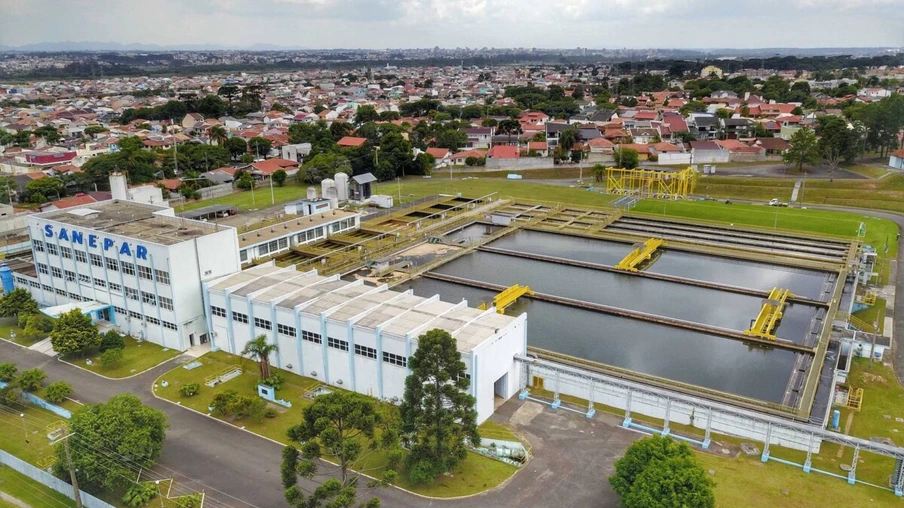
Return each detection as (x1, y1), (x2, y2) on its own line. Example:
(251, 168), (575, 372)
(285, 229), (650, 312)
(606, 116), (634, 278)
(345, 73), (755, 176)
(61, 434), (83, 508)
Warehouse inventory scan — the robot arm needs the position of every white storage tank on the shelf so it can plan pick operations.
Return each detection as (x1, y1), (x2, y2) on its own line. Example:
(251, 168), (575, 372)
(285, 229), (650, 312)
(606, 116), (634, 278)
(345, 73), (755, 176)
(306, 187), (317, 200)
(321, 178), (335, 200)
(334, 172), (349, 201)
(325, 186), (339, 209)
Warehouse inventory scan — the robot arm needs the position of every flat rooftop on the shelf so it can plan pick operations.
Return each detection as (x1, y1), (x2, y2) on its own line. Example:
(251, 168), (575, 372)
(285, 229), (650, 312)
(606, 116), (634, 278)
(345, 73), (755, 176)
(37, 200), (228, 246)
(208, 264), (519, 352)
(238, 209), (359, 249)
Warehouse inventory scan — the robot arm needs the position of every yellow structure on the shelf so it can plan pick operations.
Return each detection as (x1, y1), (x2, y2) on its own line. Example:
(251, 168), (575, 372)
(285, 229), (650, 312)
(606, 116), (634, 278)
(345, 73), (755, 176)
(700, 65), (724, 79)
(605, 167), (697, 200)
(615, 238), (664, 272)
(846, 387), (863, 411)
(479, 284), (535, 314)
(745, 288), (794, 340)
(861, 291), (877, 306)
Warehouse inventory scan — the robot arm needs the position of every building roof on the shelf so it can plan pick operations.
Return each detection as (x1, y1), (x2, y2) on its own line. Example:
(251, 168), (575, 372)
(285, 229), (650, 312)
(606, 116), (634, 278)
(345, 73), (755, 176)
(451, 149), (486, 159)
(689, 141), (722, 151)
(35, 200), (225, 246)
(238, 209), (359, 249)
(425, 147), (450, 159)
(891, 149), (904, 159)
(251, 158), (298, 175)
(352, 173), (377, 185)
(336, 136), (368, 147)
(487, 145), (519, 159)
(755, 137), (791, 151)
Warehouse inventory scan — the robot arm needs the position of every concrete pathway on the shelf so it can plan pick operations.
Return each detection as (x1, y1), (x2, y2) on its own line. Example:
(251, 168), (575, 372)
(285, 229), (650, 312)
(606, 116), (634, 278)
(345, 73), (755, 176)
(26, 338), (56, 356)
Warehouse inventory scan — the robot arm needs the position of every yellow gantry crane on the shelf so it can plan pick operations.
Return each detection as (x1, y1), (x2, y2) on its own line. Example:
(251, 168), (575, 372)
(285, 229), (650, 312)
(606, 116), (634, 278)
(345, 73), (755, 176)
(479, 284), (535, 314)
(744, 287), (794, 340)
(614, 238), (664, 272)
(605, 167), (698, 200)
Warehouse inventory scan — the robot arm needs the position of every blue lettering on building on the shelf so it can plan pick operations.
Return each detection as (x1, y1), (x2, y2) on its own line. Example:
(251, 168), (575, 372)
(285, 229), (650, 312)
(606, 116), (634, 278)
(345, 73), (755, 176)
(41, 224), (149, 260)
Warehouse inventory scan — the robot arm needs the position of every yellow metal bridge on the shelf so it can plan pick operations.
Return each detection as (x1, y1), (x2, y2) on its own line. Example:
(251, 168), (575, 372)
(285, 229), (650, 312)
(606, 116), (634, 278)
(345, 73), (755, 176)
(614, 238), (664, 272)
(744, 288), (794, 340)
(479, 284), (535, 314)
(605, 166), (698, 200)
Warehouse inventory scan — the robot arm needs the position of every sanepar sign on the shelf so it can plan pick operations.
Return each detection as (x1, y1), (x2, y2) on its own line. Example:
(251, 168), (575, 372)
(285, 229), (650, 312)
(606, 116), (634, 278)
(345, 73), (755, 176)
(43, 224), (149, 260)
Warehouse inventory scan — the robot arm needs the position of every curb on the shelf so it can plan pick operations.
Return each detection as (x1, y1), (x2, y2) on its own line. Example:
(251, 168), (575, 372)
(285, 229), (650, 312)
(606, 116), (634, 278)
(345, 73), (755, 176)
(0, 337), (33, 350)
(57, 353), (183, 381)
(148, 368), (526, 502)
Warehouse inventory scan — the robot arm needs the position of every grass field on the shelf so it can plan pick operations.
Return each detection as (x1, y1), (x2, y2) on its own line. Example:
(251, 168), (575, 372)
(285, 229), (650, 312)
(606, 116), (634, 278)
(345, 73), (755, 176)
(374, 179), (619, 208)
(853, 297), (887, 335)
(844, 164), (891, 179)
(154, 350), (518, 498)
(0, 317), (47, 347)
(178, 182), (310, 212)
(62, 336), (181, 378)
(0, 465), (76, 508)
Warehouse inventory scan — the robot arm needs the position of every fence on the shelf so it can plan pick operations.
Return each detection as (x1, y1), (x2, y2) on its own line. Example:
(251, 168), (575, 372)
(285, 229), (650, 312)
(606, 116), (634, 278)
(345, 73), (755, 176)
(0, 381), (71, 419)
(0, 450), (115, 508)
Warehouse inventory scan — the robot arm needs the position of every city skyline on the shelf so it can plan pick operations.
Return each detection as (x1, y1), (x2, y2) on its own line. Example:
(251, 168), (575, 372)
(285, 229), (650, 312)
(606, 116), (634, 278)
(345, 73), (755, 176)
(1, 0), (903, 50)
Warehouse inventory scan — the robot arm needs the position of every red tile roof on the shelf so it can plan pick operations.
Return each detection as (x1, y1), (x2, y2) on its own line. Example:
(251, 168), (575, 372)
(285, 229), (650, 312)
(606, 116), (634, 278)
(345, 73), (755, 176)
(251, 158), (299, 174)
(891, 149), (904, 159)
(527, 141), (548, 150)
(158, 179), (183, 191)
(337, 136), (367, 147)
(451, 149), (486, 159)
(487, 145), (520, 159)
(426, 147), (450, 159)
(651, 142), (680, 153)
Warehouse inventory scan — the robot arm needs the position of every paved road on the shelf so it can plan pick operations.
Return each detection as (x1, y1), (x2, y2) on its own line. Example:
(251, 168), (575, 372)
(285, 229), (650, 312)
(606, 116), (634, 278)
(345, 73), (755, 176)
(0, 342), (639, 507)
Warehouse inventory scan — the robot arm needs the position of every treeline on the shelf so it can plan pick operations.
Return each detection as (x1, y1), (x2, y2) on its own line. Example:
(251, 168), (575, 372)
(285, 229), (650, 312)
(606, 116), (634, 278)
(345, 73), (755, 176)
(117, 84), (263, 123)
(613, 54), (904, 76)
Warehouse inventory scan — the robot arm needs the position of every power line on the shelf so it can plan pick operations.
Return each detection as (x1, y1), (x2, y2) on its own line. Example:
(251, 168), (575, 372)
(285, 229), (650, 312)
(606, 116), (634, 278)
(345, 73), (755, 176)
(0, 466), (74, 508)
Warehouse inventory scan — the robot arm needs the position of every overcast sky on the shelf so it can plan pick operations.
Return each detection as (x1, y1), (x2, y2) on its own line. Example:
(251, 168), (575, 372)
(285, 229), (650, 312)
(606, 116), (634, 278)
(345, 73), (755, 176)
(1, 0), (903, 49)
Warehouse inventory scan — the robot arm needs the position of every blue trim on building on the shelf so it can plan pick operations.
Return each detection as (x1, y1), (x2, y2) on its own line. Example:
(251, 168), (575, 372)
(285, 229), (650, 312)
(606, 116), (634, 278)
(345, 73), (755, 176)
(224, 290), (236, 353)
(347, 322), (356, 392)
(148, 253), (166, 345)
(294, 309), (304, 375)
(320, 314), (330, 384)
(201, 281), (217, 351)
(270, 302), (281, 368)
(375, 326), (385, 399)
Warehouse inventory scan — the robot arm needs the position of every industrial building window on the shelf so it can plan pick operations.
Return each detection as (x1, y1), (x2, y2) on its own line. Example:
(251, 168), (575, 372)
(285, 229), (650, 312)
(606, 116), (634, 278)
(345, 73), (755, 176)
(95, 279), (106, 289)
(37, 263), (49, 275)
(254, 317), (272, 330)
(90, 254), (103, 267)
(54, 288), (66, 296)
(47, 244), (59, 256)
(269, 239), (279, 252)
(29, 281), (40, 289)
(75, 250), (87, 263)
(137, 265), (153, 280)
(232, 311), (248, 324)
(60, 247), (73, 259)
(301, 330), (321, 344)
(121, 262), (136, 276)
(113, 306), (127, 315)
(383, 352), (407, 368)
(33, 240), (45, 252)
(64, 270), (76, 282)
(154, 269), (170, 285)
(328, 337), (349, 351)
(109, 282), (122, 293)
(69, 293), (81, 301)
(105, 257), (119, 272)
(162, 321), (177, 331)
(147, 316), (160, 325)
(50, 267), (62, 279)
(128, 310), (142, 319)
(78, 274), (91, 284)
(278, 238), (288, 249)
(277, 323), (295, 336)
(159, 296), (174, 311)
(355, 344), (377, 359)
(331, 223), (340, 233)
(141, 291), (157, 306)
(211, 306), (227, 318)
(124, 287), (140, 301)
(42, 284), (53, 292)
(240, 250), (248, 262)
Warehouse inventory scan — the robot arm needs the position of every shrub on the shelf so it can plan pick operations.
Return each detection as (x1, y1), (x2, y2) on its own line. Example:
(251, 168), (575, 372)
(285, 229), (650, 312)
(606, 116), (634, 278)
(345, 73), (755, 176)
(0, 385), (23, 405)
(229, 395), (267, 421)
(264, 407), (278, 419)
(100, 330), (126, 352)
(122, 482), (158, 507)
(16, 368), (46, 392)
(100, 347), (124, 369)
(179, 383), (200, 398)
(0, 362), (17, 382)
(261, 372), (284, 391)
(23, 313), (54, 340)
(210, 390), (238, 415)
(175, 493), (202, 508)
(44, 381), (73, 404)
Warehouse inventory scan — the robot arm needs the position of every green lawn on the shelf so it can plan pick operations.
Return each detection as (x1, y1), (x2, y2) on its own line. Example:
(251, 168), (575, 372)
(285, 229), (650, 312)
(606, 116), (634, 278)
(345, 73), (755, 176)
(479, 419), (520, 442)
(0, 405), (64, 465)
(852, 297), (887, 335)
(373, 179), (619, 208)
(0, 465), (76, 508)
(178, 183), (310, 212)
(631, 200), (899, 258)
(154, 350), (518, 497)
(843, 164), (890, 179)
(62, 336), (181, 378)
(0, 317), (46, 347)
(697, 176), (796, 202)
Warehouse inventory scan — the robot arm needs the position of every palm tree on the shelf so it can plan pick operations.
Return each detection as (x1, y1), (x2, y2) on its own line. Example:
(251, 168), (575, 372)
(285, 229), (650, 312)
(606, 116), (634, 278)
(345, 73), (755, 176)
(241, 335), (279, 380)
(209, 126), (228, 146)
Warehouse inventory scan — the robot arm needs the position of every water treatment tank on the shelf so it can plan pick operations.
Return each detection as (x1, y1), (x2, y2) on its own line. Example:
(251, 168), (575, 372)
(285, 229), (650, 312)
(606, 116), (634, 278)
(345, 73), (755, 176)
(306, 186), (317, 200)
(321, 178), (335, 200)
(325, 186), (339, 209)
(334, 172), (349, 201)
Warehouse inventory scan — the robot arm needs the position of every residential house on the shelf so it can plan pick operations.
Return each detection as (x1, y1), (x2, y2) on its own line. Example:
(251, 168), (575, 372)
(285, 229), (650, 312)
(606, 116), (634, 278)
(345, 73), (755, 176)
(754, 137), (791, 155)
(690, 115), (719, 140)
(487, 145), (520, 160)
(889, 148), (904, 170)
(722, 118), (753, 139)
(519, 111), (549, 127)
(336, 136), (368, 148)
(545, 122), (572, 147)
(527, 141), (549, 157)
(182, 113), (205, 132)
(689, 140), (729, 163)
(425, 147), (452, 167)
(450, 149), (486, 166)
(250, 158), (300, 179)
(629, 128), (660, 144)
(587, 137), (615, 155)
(464, 128), (494, 149)
(616, 143), (652, 161)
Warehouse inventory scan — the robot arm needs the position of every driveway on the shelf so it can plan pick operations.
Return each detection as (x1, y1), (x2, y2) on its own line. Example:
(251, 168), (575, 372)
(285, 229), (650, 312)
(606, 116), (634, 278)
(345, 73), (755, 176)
(0, 342), (640, 507)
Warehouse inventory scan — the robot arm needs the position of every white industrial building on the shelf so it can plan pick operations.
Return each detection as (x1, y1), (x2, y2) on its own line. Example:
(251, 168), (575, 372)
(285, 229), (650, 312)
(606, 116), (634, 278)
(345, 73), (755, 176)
(21, 200), (241, 350)
(204, 264), (527, 423)
(237, 209), (358, 266)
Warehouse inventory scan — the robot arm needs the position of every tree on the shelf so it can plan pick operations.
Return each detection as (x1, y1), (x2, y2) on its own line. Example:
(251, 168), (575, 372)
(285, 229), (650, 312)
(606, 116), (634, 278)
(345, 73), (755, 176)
(34, 125), (61, 143)
(0, 288), (39, 318)
(22, 313), (53, 340)
(99, 330), (125, 352)
(84, 125), (109, 137)
(783, 127), (820, 173)
(558, 127), (579, 153)
(248, 137), (272, 157)
(400, 329), (479, 484)
(100, 347), (124, 369)
(435, 129), (468, 152)
(225, 137), (248, 160)
(497, 119), (522, 145)
(197, 94), (228, 118)
(818, 116), (862, 181)
(355, 105), (380, 124)
(610, 436), (714, 508)
(55, 394), (169, 493)
(25, 177), (65, 202)
(330, 121), (354, 141)
(272, 169), (288, 187)
(377, 131), (413, 181)
(44, 381), (73, 404)
(0, 362), (17, 382)
(50, 308), (101, 357)
(16, 368), (46, 392)
(300, 152), (352, 184)
(613, 147), (640, 169)
(240, 334), (278, 380)
(209, 126), (228, 146)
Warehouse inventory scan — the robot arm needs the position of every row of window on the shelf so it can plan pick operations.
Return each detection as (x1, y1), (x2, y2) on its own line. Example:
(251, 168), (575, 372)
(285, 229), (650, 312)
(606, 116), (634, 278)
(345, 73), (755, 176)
(34, 240), (170, 285)
(254, 317), (272, 330)
(37, 263), (173, 310)
(111, 306), (178, 330)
